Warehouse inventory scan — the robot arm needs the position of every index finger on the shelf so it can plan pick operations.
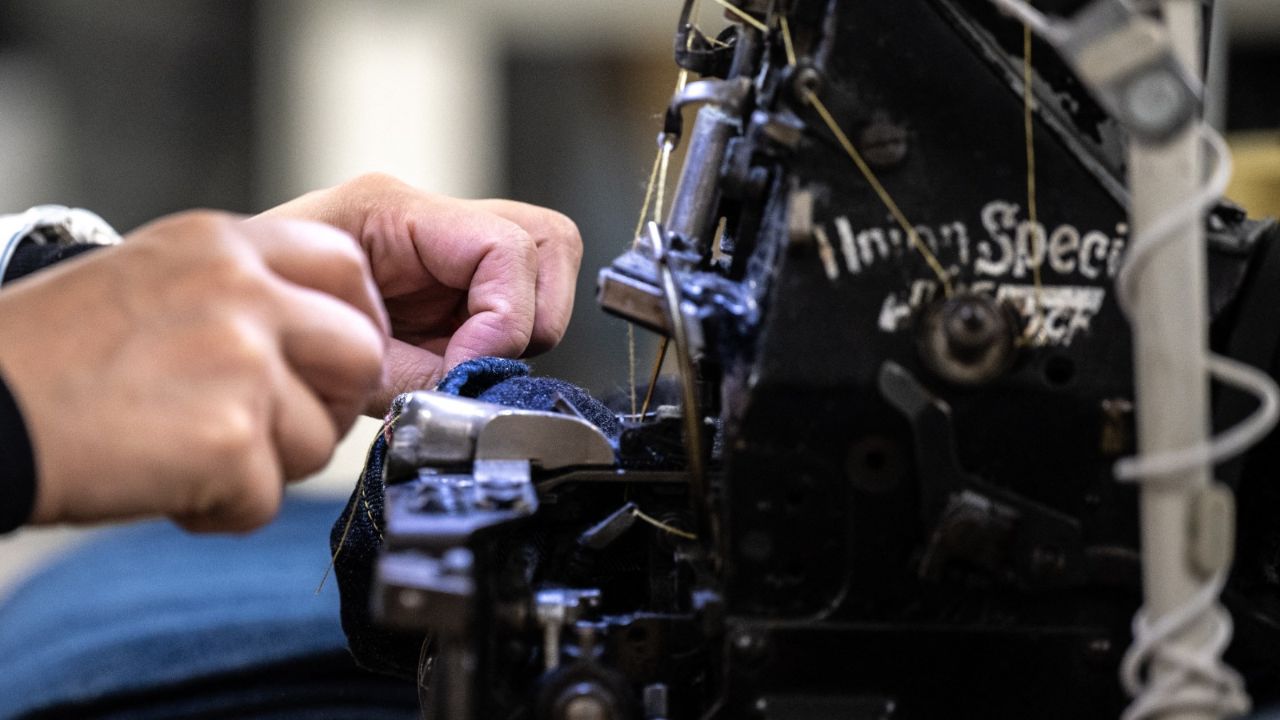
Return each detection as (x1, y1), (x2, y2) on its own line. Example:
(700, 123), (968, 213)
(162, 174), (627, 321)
(262, 175), (539, 365)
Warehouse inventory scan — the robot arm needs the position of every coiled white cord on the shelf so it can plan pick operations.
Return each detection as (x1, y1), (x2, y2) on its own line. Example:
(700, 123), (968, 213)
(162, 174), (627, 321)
(1119, 570), (1248, 720)
(1112, 123), (1275, 720)
(1114, 126), (1280, 483)
(984, 1), (1277, 718)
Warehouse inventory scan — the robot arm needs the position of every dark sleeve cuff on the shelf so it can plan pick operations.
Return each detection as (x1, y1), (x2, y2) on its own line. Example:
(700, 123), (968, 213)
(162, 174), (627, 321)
(3, 242), (104, 285)
(0, 372), (35, 534)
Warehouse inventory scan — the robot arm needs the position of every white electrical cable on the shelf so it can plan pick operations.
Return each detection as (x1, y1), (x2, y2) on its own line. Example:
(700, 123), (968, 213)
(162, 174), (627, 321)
(1119, 570), (1248, 720)
(1112, 123), (1273, 720)
(983, 2), (1274, 718)
(1113, 125), (1280, 483)
(1117, 353), (1280, 482)
(986, 0), (1067, 43)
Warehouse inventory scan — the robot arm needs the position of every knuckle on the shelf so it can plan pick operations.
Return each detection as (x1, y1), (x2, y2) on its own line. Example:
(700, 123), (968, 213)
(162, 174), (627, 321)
(292, 438), (337, 480)
(223, 476), (283, 532)
(182, 405), (269, 524)
(163, 211), (242, 252)
(344, 171), (408, 197)
(216, 316), (275, 376)
(501, 317), (534, 354)
(333, 239), (371, 278)
(496, 225), (538, 266)
(545, 310), (572, 344)
(203, 403), (261, 465)
(546, 212), (584, 261)
(206, 253), (267, 296)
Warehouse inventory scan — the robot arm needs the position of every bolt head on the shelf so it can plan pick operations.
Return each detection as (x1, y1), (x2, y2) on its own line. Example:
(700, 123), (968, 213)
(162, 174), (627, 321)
(859, 119), (909, 168)
(1124, 69), (1187, 138)
(397, 588), (425, 610)
(564, 696), (610, 720)
(943, 297), (1000, 358)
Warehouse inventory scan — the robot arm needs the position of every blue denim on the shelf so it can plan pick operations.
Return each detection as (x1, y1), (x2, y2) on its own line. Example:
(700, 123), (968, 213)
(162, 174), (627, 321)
(437, 357), (621, 440)
(330, 358), (621, 679)
(0, 498), (417, 719)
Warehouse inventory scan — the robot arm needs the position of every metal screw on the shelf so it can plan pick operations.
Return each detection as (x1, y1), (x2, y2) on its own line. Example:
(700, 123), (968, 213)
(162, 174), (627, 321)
(791, 67), (822, 100)
(943, 296), (1000, 362)
(397, 588), (425, 610)
(564, 696), (610, 720)
(643, 684), (670, 720)
(860, 118), (908, 168)
(1124, 69), (1186, 138)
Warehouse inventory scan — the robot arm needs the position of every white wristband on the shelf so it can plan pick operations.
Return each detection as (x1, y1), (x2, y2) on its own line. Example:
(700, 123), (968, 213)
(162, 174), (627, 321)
(0, 205), (121, 289)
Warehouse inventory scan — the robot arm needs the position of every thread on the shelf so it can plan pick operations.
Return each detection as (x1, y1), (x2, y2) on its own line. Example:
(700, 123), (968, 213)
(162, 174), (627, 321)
(633, 506), (698, 540)
(780, 15), (798, 67)
(640, 337), (672, 418)
(802, 89), (955, 297)
(316, 411), (400, 594)
(1023, 23), (1045, 334)
(710, 0), (768, 33)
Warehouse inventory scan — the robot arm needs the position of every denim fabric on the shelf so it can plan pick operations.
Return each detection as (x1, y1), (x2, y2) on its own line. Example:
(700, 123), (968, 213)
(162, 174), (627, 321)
(434, 356), (530, 396)
(0, 498), (417, 719)
(330, 358), (622, 679)
(328, 424), (418, 680)
(433, 358), (619, 439)
(474, 375), (621, 440)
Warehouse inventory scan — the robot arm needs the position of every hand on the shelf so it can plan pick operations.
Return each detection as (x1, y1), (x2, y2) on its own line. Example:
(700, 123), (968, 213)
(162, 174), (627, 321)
(0, 212), (387, 531)
(261, 173), (584, 412)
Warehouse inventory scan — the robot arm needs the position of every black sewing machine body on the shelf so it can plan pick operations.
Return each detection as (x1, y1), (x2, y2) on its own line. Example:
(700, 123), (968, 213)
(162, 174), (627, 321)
(368, 2), (1280, 718)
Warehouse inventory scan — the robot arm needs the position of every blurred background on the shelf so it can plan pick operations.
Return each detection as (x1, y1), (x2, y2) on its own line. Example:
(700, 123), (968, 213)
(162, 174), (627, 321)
(0, 0), (1277, 590)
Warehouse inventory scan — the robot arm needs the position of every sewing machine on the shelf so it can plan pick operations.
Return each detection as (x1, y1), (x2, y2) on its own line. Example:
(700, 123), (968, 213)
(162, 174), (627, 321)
(359, 2), (1280, 718)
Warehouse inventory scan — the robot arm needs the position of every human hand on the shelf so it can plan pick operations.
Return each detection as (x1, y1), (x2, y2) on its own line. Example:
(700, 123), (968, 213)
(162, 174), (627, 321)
(0, 212), (387, 531)
(261, 173), (584, 412)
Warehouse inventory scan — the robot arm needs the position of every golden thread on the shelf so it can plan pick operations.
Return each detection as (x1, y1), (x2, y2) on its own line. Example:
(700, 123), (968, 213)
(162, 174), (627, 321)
(802, 89), (954, 297)
(628, 150), (666, 416)
(316, 413), (400, 594)
(632, 150), (664, 248)
(780, 15), (798, 67)
(640, 337), (672, 417)
(628, 325), (639, 417)
(1023, 23), (1044, 339)
(361, 477), (383, 541)
(688, 0), (704, 48)
(633, 506), (698, 540)
(687, 0), (729, 49)
(628, 62), (688, 419)
(710, 0), (768, 32)
(655, 140), (675, 223)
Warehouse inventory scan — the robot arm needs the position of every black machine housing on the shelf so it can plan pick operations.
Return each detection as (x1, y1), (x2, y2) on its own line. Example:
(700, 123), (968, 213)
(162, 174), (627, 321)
(369, 1), (1280, 718)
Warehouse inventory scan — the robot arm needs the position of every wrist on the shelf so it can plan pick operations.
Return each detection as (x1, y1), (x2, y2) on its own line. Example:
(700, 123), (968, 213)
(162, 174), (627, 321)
(0, 206), (121, 289)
